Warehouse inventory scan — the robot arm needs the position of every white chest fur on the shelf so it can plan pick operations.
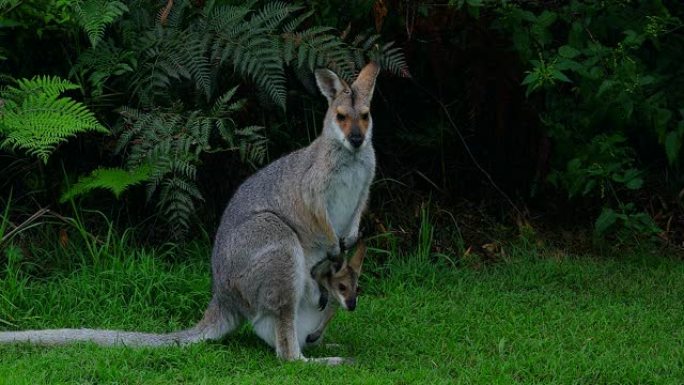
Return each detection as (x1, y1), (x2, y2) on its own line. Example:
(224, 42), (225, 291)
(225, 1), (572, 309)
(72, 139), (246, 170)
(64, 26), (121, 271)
(326, 161), (369, 237)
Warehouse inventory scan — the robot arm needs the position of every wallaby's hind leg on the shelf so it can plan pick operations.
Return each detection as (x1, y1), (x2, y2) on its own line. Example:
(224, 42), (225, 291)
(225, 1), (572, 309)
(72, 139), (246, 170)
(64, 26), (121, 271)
(274, 306), (303, 361)
(173, 298), (240, 344)
(187, 298), (240, 343)
(273, 307), (348, 365)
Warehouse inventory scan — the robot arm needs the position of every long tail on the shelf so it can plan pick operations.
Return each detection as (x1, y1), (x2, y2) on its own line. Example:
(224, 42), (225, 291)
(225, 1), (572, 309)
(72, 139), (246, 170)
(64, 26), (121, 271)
(0, 299), (234, 347)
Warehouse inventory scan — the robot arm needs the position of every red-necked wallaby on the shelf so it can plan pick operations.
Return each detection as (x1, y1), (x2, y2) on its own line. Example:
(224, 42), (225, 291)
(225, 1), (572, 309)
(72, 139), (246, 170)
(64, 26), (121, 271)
(0, 63), (380, 365)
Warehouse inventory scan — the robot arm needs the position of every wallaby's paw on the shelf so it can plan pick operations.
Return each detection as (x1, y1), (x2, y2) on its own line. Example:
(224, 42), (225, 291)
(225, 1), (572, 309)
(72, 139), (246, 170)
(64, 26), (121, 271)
(317, 293), (329, 311)
(305, 331), (322, 344)
(307, 356), (353, 366)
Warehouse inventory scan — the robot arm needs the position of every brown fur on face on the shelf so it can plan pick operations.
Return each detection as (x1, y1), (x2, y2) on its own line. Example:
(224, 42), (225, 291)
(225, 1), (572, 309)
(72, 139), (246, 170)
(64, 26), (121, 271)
(334, 105), (371, 137)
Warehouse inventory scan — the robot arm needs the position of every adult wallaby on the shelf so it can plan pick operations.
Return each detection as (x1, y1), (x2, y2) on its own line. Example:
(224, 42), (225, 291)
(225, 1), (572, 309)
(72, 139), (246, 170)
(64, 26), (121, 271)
(0, 63), (379, 365)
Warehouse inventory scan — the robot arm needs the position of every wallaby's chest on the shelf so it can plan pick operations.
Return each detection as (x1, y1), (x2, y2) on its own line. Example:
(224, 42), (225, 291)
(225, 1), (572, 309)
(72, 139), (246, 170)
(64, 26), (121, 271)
(326, 162), (370, 235)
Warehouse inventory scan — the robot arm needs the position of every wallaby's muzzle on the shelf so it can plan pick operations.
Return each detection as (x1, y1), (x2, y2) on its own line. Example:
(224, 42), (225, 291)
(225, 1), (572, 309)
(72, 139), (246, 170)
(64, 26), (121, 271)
(345, 298), (357, 311)
(348, 127), (364, 149)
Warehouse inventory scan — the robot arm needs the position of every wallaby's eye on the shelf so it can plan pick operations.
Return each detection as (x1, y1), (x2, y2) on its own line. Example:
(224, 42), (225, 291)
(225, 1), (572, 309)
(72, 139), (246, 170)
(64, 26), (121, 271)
(360, 112), (369, 120)
(338, 283), (347, 292)
(336, 113), (346, 121)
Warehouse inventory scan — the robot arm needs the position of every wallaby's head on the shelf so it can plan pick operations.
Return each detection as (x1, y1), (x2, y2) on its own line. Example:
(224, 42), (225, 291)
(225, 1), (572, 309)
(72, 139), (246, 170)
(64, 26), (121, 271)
(314, 63), (380, 152)
(325, 241), (366, 311)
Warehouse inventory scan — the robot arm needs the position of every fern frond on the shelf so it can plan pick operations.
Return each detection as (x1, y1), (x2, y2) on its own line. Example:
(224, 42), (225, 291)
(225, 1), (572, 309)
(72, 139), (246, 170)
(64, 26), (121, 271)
(178, 32), (212, 98)
(157, 176), (200, 236)
(211, 86), (239, 115)
(282, 9), (314, 33)
(0, 76), (108, 163)
(351, 32), (411, 78)
(206, 3), (253, 31)
(112, 100), (265, 235)
(71, 42), (136, 96)
(252, 1), (301, 30)
(4, 75), (79, 100)
(372, 42), (411, 78)
(73, 0), (129, 47)
(60, 166), (151, 202)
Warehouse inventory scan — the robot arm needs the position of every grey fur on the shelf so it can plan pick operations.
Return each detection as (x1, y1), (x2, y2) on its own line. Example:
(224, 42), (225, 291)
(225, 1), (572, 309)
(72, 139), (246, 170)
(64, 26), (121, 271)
(0, 63), (380, 365)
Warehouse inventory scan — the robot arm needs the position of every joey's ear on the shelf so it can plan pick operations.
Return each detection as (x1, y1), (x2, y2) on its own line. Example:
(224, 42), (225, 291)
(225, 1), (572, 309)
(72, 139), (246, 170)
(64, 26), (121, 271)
(351, 62), (380, 106)
(314, 69), (349, 104)
(348, 240), (366, 275)
(311, 258), (332, 280)
(332, 259), (348, 277)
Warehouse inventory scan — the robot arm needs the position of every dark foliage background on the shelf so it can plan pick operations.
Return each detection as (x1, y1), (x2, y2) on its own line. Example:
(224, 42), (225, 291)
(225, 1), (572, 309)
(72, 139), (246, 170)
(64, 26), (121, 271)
(2, 0), (683, 255)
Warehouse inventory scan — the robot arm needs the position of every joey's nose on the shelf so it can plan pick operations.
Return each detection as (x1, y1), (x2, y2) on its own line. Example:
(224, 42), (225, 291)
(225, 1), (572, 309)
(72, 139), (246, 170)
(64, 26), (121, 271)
(346, 298), (357, 311)
(349, 134), (364, 148)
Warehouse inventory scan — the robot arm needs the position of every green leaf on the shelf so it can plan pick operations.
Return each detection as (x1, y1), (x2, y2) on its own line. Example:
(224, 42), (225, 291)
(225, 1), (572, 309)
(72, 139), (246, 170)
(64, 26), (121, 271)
(558, 45), (580, 59)
(664, 130), (682, 165)
(0, 76), (109, 163)
(622, 29), (644, 47)
(521, 72), (539, 86)
(595, 208), (618, 235)
(597, 80), (617, 97)
(653, 108), (673, 138)
(73, 0), (129, 47)
(555, 59), (583, 72)
(537, 11), (557, 27)
(551, 69), (571, 83)
(60, 166), (152, 203)
(622, 169), (643, 190)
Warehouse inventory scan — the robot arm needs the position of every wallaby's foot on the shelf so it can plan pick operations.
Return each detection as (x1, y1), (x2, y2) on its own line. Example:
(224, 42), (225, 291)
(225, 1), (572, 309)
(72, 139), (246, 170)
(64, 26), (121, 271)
(305, 356), (353, 366)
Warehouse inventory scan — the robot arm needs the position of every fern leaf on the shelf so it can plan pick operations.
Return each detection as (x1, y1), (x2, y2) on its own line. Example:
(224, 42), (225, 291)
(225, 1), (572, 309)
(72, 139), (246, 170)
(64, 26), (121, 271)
(60, 166), (151, 202)
(74, 0), (129, 47)
(6, 75), (79, 100)
(0, 76), (108, 163)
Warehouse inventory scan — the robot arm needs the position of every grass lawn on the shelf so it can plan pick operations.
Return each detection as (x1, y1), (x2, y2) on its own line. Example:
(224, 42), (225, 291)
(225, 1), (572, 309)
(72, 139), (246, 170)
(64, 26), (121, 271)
(0, 243), (683, 384)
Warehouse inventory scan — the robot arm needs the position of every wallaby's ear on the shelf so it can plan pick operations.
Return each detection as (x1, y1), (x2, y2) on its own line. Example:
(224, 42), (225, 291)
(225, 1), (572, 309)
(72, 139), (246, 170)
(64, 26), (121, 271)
(315, 69), (349, 104)
(351, 62), (380, 106)
(332, 259), (348, 277)
(311, 258), (333, 280)
(348, 240), (366, 275)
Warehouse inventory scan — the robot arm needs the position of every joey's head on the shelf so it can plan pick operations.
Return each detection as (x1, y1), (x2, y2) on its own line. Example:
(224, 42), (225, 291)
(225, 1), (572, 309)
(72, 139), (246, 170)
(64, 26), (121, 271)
(314, 63), (380, 152)
(325, 241), (366, 311)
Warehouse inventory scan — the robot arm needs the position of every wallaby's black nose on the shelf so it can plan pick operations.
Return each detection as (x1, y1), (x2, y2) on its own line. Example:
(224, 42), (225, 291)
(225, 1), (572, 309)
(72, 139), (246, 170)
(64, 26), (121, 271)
(346, 298), (357, 311)
(349, 134), (364, 148)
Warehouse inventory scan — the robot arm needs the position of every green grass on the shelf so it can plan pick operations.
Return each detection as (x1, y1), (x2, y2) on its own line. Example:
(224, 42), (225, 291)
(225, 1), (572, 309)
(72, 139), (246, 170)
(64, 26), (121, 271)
(1, 240), (683, 384)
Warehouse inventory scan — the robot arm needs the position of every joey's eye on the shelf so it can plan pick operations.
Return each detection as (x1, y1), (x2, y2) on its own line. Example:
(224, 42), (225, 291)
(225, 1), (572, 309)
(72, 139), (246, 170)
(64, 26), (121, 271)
(336, 113), (346, 121)
(360, 112), (369, 120)
(338, 283), (347, 292)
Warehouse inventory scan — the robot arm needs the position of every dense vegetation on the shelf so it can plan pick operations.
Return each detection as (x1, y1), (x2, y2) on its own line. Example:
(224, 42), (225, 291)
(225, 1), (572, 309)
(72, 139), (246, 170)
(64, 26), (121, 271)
(2, 0), (683, 250)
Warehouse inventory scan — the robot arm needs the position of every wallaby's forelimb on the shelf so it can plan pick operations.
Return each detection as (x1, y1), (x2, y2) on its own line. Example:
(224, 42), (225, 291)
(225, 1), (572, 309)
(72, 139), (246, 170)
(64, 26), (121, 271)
(305, 304), (337, 344)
